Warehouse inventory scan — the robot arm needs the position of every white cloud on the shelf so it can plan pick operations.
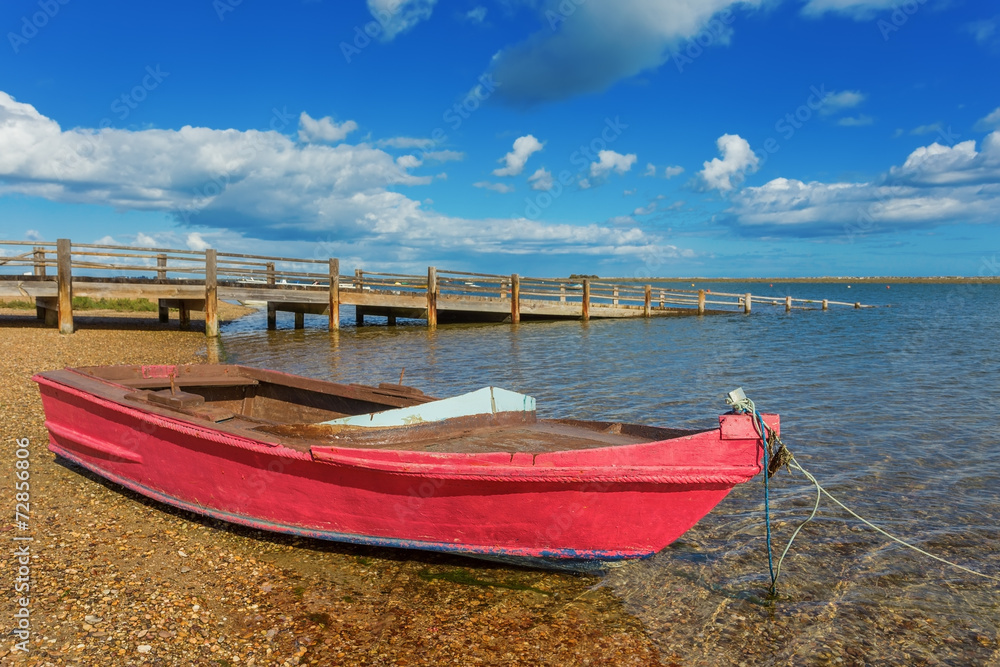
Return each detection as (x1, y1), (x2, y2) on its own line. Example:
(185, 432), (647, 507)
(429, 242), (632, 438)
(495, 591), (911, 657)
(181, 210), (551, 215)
(578, 178), (591, 190)
(473, 181), (515, 193)
(186, 232), (211, 251)
(367, 0), (438, 41)
(623, 188), (636, 196)
(838, 114), (874, 127)
(911, 122), (943, 135)
(819, 90), (866, 116)
(644, 163), (656, 177)
(465, 6), (487, 24)
(0, 92), (682, 265)
(487, 0), (761, 105)
(528, 167), (555, 191)
(664, 165), (684, 178)
(728, 132), (1000, 234)
(422, 150), (464, 162)
(493, 135), (544, 177)
(801, 0), (900, 20)
(974, 107), (1000, 132)
(377, 136), (435, 149)
(25, 229), (42, 241)
(697, 133), (760, 192)
(297, 112), (358, 144)
(589, 150), (637, 179)
(633, 201), (657, 215)
(396, 154), (422, 169)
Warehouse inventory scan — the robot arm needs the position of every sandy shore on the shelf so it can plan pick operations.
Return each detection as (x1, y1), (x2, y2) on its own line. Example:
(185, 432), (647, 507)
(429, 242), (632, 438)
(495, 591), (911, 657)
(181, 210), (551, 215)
(0, 308), (661, 666)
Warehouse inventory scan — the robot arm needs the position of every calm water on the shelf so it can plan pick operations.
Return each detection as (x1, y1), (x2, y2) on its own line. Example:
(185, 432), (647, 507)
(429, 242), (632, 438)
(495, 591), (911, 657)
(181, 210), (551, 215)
(216, 282), (1000, 664)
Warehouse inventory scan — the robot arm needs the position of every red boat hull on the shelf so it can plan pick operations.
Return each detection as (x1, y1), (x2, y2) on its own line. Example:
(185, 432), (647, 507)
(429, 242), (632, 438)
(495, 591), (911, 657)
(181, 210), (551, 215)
(34, 371), (772, 567)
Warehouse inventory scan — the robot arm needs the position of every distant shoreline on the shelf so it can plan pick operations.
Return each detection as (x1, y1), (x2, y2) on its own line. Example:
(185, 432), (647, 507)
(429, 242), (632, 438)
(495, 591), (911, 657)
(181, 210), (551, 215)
(607, 276), (1000, 284)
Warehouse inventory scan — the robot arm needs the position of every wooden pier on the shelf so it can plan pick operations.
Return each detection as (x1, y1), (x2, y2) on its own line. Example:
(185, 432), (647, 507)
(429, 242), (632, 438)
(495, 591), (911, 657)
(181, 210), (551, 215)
(0, 239), (872, 336)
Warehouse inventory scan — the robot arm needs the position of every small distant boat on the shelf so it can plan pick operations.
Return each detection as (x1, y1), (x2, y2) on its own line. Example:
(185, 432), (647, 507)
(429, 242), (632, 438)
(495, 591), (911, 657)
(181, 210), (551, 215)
(33, 364), (773, 569)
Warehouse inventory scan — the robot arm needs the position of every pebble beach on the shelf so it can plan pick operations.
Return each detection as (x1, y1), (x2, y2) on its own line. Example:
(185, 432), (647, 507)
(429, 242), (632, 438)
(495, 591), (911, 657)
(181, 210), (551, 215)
(0, 307), (661, 666)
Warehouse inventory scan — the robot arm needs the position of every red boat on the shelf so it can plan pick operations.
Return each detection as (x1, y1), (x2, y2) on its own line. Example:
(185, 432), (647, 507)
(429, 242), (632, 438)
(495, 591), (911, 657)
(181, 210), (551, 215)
(33, 364), (774, 570)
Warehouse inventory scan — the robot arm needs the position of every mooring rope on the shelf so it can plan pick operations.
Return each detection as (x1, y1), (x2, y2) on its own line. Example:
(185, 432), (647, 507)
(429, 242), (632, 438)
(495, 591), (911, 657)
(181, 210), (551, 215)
(727, 388), (1000, 594)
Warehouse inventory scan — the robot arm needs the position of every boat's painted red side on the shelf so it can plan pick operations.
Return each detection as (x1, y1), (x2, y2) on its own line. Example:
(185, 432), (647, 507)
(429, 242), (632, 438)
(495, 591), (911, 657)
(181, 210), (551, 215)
(34, 372), (773, 564)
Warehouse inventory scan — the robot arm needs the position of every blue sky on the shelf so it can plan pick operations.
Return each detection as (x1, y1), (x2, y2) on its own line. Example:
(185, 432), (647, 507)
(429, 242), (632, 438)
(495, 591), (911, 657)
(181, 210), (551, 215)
(1, 0), (998, 278)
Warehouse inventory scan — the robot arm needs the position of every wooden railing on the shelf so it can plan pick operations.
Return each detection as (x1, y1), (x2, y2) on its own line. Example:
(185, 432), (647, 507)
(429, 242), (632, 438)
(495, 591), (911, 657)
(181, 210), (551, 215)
(0, 239), (872, 335)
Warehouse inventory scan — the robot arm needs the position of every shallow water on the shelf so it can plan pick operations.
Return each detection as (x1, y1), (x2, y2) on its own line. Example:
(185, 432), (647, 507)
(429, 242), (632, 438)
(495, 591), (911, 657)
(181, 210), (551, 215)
(217, 281), (1000, 664)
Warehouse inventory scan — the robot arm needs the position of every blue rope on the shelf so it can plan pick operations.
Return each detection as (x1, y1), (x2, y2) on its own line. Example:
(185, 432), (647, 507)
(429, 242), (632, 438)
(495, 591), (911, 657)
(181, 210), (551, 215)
(753, 408), (777, 595)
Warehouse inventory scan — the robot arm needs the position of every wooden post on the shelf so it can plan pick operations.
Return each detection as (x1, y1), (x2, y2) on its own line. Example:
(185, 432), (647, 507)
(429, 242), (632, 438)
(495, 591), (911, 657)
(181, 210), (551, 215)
(822, 299), (829, 311)
(785, 295), (792, 313)
(32, 247), (45, 277)
(582, 279), (590, 321)
(612, 286), (619, 306)
(644, 285), (651, 317)
(697, 289), (706, 315)
(158, 300), (169, 323)
(156, 253), (167, 281)
(266, 303), (276, 330)
(328, 258), (340, 331)
(179, 302), (190, 328)
(56, 238), (73, 334)
(205, 249), (219, 337)
(294, 312), (304, 329)
(560, 285), (566, 303)
(387, 314), (396, 326)
(355, 268), (363, 290)
(659, 289), (665, 308)
(743, 292), (752, 315)
(426, 266), (437, 328)
(266, 262), (275, 286)
(854, 302), (861, 309)
(511, 274), (520, 323)
(357, 307), (365, 326)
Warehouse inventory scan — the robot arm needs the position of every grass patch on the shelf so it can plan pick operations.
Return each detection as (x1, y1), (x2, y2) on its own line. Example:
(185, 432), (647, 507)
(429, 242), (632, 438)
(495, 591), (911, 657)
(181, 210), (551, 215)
(417, 568), (551, 595)
(0, 297), (158, 311)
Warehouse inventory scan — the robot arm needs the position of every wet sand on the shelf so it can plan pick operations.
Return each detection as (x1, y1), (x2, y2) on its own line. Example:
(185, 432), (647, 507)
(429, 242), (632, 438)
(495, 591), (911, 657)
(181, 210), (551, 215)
(0, 308), (660, 666)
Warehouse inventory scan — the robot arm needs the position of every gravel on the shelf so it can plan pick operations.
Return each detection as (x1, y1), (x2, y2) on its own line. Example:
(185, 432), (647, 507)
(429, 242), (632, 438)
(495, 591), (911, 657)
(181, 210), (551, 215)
(0, 308), (661, 666)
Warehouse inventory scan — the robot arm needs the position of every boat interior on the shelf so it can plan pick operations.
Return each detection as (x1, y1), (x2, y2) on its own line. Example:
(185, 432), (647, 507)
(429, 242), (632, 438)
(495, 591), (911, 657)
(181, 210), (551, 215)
(65, 364), (702, 454)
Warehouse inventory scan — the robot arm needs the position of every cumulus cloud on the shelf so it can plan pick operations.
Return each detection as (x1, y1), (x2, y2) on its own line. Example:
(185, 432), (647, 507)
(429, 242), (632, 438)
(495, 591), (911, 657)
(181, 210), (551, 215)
(0, 91), (673, 264)
(528, 168), (554, 191)
(396, 154), (422, 169)
(633, 201), (657, 215)
(644, 163), (656, 177)
(473, 181), (515, 193)
(492, 135), (544, 177)
(297, 112), (358, 144)
(589, 150), (637, 179)
(367, 0), (438, 41)
(727, 132), (1000, 235)
(975, 107), (1000, 132)
(819, 90), (866, 116)
(487, 0), (760, 105)
(664, 165), (684, 178)
(697, 134), (760, 192)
